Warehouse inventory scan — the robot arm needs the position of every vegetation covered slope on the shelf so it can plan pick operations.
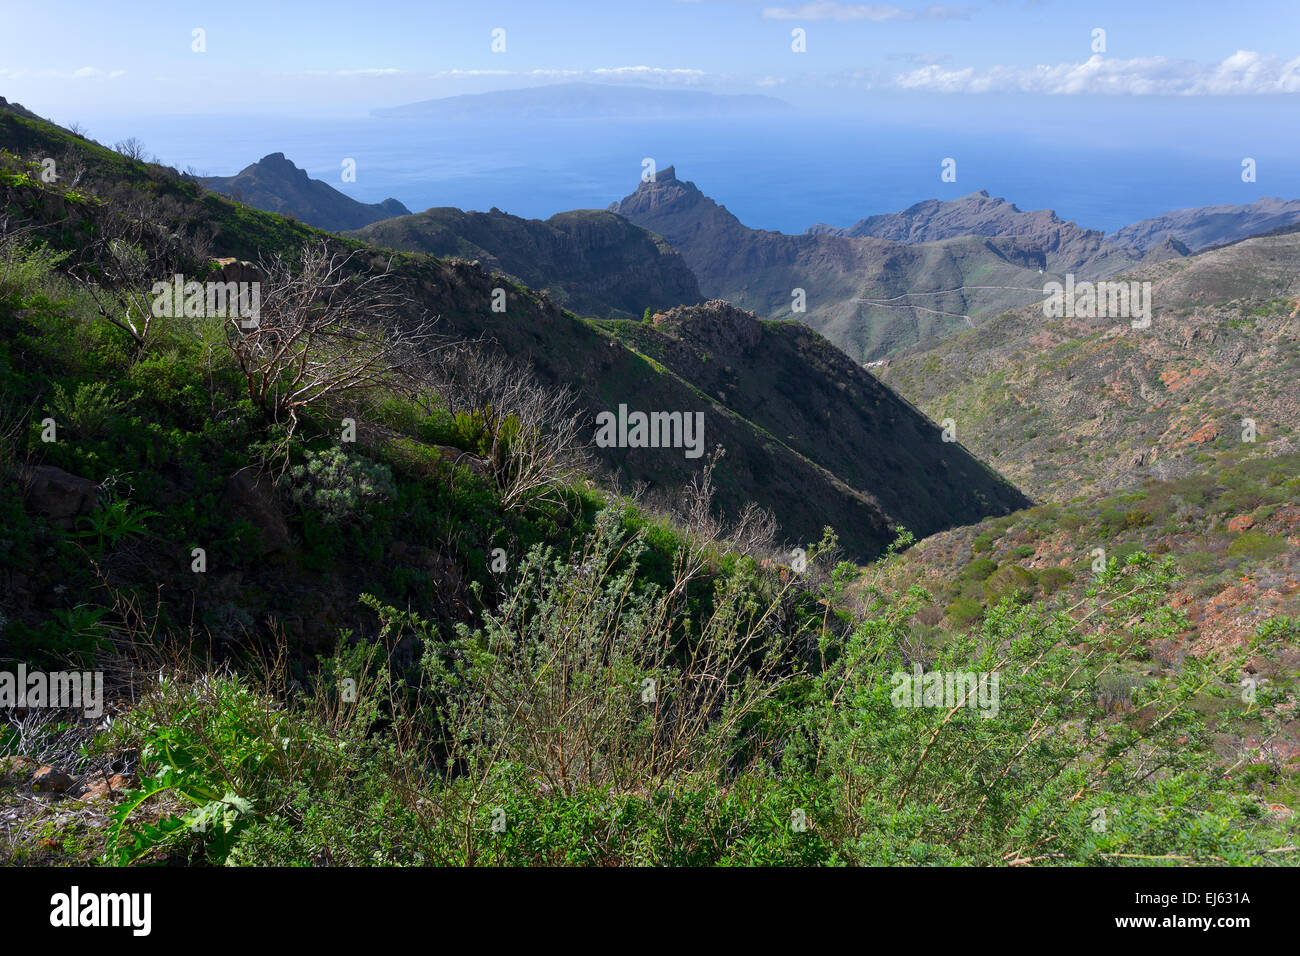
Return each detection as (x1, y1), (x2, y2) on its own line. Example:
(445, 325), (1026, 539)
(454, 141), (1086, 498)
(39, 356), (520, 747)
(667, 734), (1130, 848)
(1, 98), (1296, 870)
(348, 205), (702, 319)
(878, 233), (1300, 502)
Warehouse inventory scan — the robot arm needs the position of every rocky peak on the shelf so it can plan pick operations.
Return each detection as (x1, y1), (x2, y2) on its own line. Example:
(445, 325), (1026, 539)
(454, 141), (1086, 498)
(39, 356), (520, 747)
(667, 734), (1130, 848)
(651, 299), (763, 358)
(252, 152), (310, 181)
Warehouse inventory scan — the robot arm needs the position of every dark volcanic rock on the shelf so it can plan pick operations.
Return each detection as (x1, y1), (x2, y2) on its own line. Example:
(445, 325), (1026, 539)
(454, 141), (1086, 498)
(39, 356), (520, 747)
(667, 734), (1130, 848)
(22, 466), (99, 527)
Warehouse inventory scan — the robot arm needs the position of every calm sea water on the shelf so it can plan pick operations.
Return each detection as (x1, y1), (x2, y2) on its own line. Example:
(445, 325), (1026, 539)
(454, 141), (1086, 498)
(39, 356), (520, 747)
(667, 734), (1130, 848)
(102, 108), (1300, 235)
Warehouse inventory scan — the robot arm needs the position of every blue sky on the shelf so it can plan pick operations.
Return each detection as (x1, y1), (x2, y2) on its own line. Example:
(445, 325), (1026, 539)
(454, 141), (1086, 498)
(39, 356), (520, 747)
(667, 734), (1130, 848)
(3, 0), (1299, 121)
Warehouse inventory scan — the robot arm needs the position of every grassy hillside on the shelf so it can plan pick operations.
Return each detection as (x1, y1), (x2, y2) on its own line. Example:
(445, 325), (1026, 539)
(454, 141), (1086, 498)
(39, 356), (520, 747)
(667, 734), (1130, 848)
(878, 233), (1300, 502)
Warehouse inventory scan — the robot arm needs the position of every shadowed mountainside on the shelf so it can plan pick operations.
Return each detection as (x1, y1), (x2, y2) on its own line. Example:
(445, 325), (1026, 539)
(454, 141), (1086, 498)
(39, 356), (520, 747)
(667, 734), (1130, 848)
(200, 153), (410, 231)
(348, 205), (702, 319)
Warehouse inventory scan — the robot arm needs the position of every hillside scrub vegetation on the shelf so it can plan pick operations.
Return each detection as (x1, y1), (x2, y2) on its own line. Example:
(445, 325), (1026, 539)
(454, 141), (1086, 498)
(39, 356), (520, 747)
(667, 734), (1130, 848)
(0, 139), (1297, 868)
(2, 222), (1297, 866)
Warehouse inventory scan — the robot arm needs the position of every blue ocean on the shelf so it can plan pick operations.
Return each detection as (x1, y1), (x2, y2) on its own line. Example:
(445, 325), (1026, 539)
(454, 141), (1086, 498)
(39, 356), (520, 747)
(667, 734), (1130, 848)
(105, 98), (1300, 235)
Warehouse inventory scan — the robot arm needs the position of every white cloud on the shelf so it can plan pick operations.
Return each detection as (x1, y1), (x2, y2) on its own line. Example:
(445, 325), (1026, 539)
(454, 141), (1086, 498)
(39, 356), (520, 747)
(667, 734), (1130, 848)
(762, 3), (974, 21)
(591, 66), (708, 77)
(892, 51), (1300, 95)
(889, 52), (952, 65)
(291, 66), (706, 83)
(0, 66), (126, 80)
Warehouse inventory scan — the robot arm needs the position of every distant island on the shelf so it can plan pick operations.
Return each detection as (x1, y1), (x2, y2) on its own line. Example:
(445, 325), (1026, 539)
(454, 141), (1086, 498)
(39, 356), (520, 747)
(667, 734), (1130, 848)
(373, 82), (795, 120)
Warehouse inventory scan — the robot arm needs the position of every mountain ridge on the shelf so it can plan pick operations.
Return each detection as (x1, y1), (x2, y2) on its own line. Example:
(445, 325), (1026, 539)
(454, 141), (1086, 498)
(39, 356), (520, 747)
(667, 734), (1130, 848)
(200, 152), (411, 231)
(347, 204), (702, 319)
(0, 97), (1027, 561)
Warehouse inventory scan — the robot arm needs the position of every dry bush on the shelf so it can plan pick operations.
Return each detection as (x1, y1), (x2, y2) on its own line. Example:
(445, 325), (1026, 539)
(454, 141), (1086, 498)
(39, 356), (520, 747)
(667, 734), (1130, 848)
(66, 192), (213, 359)
(112, 137), (148, 163)
(225, 240), (437, 438)
(411, 342), (589, 510)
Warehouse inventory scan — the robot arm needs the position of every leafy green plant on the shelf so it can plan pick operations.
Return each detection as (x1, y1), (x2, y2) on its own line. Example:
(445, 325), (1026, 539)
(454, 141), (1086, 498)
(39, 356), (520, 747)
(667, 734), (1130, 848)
(281, 446), (394, 523)
(48, 381), (128, 438)
(74, 498), (158, 557)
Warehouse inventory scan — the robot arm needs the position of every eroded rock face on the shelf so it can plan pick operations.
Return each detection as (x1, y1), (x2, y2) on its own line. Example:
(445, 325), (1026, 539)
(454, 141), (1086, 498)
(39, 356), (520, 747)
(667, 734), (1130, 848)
(651, 300), (764, 359)
(22, 466), (99, 526)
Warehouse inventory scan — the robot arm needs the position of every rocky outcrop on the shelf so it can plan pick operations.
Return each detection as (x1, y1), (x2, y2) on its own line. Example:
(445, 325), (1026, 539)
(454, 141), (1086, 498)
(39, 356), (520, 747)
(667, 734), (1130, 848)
(651, 299), (763, 359)
(21, 466), (99, 527)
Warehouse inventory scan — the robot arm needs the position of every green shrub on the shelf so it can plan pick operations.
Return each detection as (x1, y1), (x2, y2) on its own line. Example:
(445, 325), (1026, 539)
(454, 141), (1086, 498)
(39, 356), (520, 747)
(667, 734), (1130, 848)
(945, 596), (983, 627)
(1038, 566), (1075, 594)
(1227, 532), (1288, 561)
(983, 564), (1037, 605)
(961, 557), (998, 582)
(48, 381), (127, 439)
(281, 447), (395, 523)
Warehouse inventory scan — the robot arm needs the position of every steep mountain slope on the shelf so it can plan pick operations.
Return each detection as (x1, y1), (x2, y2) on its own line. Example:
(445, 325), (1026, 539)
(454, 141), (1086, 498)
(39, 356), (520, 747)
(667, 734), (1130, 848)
(0, 99), (1026, 562)
(347, 206), (701, 319)
(877, 232), (1300, 502)
(862, 447), (1300, 657)
(200, 153), (410, 231)
(807, 189), (1150, 276)
(602, 300), (1028, 538)
(610, 167), (1055, 361)
(1110, 197), (1300, 253)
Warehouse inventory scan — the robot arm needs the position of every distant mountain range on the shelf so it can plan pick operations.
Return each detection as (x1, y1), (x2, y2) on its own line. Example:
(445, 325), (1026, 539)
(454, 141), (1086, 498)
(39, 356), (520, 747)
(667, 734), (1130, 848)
(199, 153), (410, 231)
(193, 142), (1300, 367)
(611, 167), (1069, 360)
(1108, 196), (1300, 252)
(806, 189), (1178, 275)
(612, 169), (1300, 362)
(372, 82), (795, 120)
